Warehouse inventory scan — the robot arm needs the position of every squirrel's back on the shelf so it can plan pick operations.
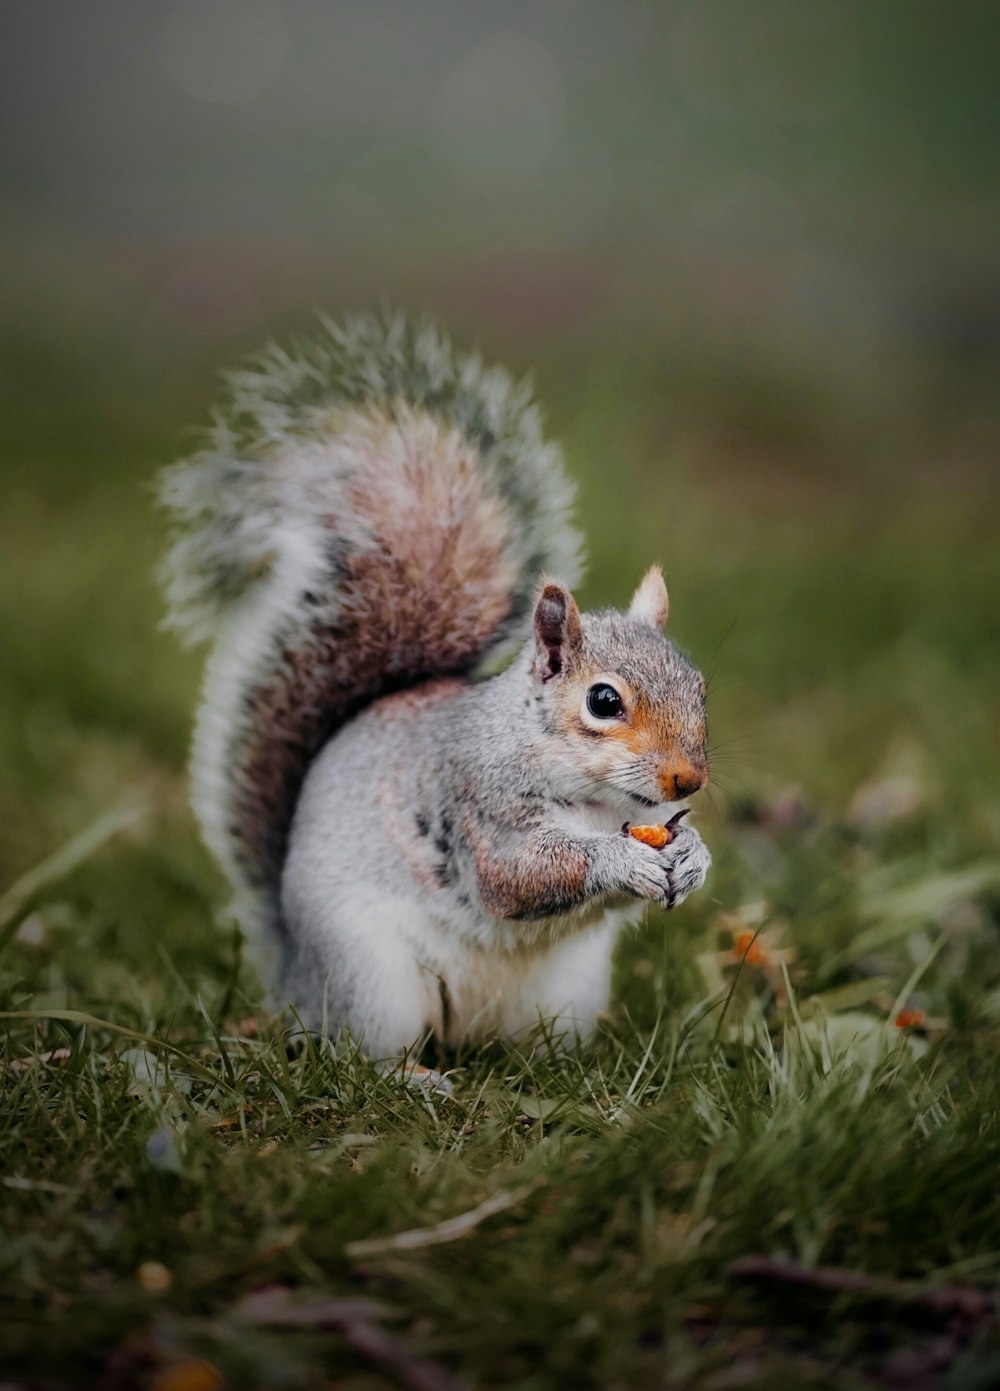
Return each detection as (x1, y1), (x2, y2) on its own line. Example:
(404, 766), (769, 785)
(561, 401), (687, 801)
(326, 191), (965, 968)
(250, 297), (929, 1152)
(160, 314), (583, 948)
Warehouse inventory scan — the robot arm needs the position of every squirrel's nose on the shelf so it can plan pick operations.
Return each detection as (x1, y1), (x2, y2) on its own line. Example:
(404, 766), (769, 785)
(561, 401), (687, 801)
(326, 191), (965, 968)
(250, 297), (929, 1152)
(661, 760), (709, 800)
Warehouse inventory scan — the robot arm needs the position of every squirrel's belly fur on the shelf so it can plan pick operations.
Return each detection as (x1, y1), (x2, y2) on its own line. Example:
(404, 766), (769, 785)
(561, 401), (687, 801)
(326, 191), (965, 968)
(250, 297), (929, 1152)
(160, 313), (711, 1053)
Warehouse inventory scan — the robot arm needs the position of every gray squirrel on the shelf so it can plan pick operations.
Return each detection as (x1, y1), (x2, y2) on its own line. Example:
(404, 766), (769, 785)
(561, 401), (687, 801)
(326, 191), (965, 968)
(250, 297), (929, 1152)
(160, 314), (711, 1057)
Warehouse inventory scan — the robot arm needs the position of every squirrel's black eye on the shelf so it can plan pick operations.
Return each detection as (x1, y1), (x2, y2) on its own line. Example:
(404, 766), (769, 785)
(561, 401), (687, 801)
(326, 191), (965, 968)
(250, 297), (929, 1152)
(586, 683), (624, 719)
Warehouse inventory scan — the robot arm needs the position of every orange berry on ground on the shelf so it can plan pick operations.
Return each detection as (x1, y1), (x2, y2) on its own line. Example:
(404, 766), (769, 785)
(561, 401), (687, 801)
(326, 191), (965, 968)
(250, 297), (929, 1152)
(733, 930), (768, 966)
(151, 1360), (224, 1391)
(894, 1008), (925, 1030)
(137, 1260), (172, 1293)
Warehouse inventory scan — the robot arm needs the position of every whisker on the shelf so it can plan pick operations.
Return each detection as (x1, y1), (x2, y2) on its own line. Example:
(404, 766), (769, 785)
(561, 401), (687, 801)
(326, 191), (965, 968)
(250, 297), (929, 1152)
(701, 607), (744, 689)
(705, 730), (766, 753)
(708, 771), (757, 802)
(706, 754), (767, 777)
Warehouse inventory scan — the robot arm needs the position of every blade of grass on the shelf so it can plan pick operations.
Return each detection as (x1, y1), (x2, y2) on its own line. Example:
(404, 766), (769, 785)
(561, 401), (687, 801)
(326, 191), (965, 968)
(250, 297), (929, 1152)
(888, 936), (946, 1024)
(0, 802), (148, 945)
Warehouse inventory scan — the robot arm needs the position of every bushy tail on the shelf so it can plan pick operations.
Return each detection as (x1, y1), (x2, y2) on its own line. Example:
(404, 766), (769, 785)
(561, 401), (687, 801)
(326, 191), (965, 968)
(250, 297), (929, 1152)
(160, 313), (583, 948)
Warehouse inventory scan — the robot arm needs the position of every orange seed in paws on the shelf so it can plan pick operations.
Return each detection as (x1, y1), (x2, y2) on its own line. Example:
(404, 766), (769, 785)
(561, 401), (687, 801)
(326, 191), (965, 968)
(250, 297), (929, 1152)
(628, 824), (672, 849)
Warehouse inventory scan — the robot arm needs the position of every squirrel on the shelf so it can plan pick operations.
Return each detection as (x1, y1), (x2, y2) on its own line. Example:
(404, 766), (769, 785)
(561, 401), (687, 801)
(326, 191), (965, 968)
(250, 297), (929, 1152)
(160, 314), (711, 1057)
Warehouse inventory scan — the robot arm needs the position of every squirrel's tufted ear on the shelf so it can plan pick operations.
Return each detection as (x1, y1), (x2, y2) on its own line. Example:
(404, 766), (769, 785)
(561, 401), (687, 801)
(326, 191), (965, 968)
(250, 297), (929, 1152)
(628, 565), (669, 628)
(533, 582), (582, 681)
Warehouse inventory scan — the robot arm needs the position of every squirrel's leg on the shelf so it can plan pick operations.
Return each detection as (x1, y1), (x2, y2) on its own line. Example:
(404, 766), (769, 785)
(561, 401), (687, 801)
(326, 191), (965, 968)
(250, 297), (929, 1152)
(279, 890), (438, 1058)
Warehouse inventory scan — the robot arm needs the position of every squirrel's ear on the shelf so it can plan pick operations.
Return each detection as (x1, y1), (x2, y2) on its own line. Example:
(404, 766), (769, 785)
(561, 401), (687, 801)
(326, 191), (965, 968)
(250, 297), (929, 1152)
(628, 565), (669, 627)
(533, 582), (582, 681)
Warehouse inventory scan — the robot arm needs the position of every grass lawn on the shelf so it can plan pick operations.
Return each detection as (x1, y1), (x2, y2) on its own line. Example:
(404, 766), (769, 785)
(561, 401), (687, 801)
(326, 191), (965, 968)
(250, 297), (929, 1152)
(2, 312), (1000, 1390)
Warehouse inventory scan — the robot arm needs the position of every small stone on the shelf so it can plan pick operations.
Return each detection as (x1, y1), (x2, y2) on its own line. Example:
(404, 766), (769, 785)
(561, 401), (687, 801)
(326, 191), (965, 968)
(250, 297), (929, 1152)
(14, 914), (47, 948)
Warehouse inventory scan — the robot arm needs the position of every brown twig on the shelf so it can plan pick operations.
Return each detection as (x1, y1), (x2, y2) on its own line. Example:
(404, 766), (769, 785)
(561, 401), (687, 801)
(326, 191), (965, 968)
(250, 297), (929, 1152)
(729, 1255), (997, 1324)
(232, 1287), (465, 1391)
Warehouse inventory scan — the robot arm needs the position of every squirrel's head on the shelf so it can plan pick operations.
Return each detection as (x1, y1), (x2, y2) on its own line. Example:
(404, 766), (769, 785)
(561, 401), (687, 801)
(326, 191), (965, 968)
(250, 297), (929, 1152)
(530, 567), (708, 810)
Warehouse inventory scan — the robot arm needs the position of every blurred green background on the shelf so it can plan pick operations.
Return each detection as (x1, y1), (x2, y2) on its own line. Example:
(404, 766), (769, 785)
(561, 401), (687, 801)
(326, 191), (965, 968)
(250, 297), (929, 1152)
(2, 10), (1000, 1385)
(2, 0), (998, 897)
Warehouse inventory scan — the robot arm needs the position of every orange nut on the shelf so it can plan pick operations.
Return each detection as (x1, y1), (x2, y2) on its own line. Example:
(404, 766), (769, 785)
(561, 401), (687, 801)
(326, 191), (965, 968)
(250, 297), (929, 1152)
(628, 823), (673, 849)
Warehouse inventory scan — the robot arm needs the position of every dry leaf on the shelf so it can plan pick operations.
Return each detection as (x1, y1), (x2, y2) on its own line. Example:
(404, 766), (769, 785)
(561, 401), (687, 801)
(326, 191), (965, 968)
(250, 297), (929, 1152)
(4, 1047), (72, 1074)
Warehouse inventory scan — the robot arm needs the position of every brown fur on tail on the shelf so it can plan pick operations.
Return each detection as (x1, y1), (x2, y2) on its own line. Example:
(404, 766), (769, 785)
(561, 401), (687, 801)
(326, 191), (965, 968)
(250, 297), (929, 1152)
(236, 407), (520, 896)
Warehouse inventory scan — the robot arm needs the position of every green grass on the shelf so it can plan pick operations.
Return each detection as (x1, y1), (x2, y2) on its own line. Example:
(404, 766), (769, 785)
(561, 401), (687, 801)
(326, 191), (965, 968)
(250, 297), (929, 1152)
(2, 306), (1000, 1389)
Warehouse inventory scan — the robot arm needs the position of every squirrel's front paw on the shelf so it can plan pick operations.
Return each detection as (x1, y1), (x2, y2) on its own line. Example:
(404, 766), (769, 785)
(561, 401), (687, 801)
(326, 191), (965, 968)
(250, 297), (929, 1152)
(624, 825), (711, 910)
(660, 824), (711, 909)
